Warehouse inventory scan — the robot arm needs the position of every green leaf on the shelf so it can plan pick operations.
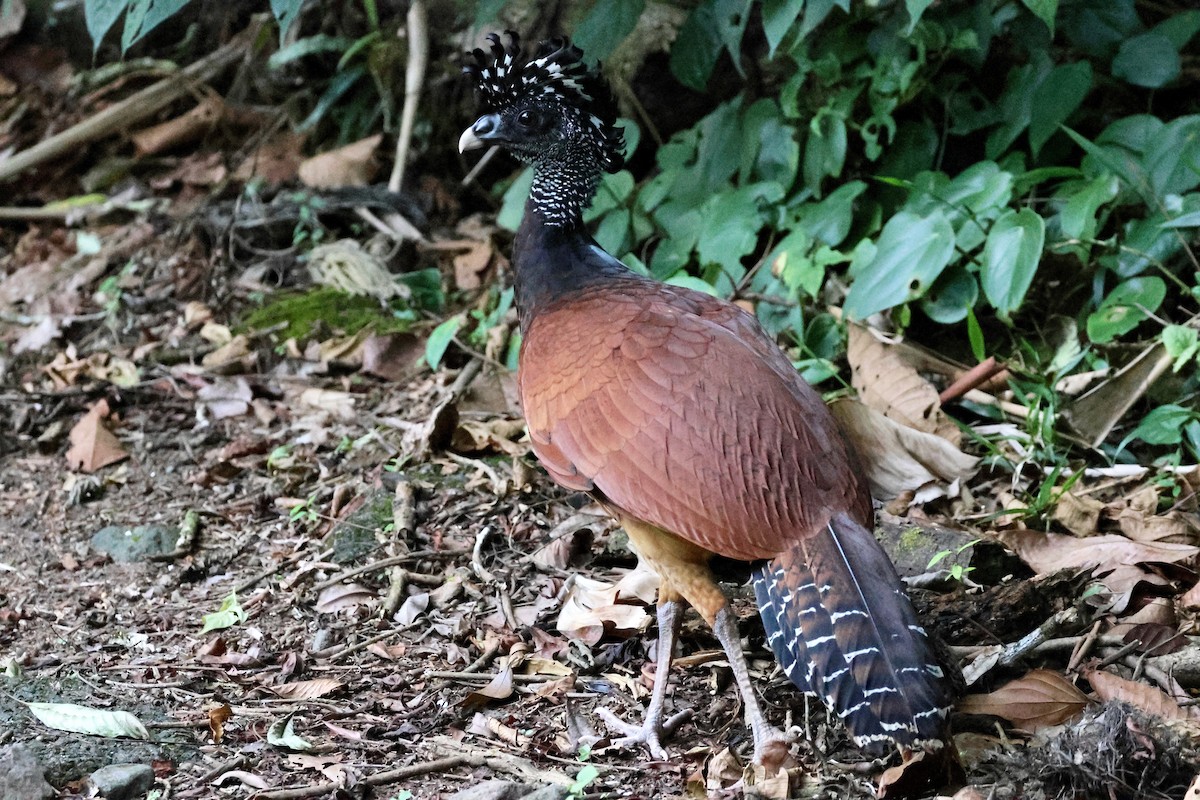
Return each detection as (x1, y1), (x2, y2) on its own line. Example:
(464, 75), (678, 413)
(585, 170), (635, 222)
(1142, 115), (1200, 198)
(1155, 10), (1200, 51)
(425, 316), (464, 370)
(297, 66), (366, 131)
(593, 208), (631, 255)
(795, 180), (866, 246)
(1020, 0), (1057, 36)
(664, 272), (719, 296)
(497, 168), (534, 232)
(1085, 276), (1166, 343)
(967, 308), (986, 362)
(1111, 31), (1180, 88)
(669, 2), (723, 91)
(1162, 325), (1200, 372)
(27, 703), (149, 739)
(85, 0), (126, 52)
(271, 0), (305, 42)
(572, 0), (645, 60)
(121, 0), (189, 53)
(844, 210), (956, 320)
(985, 63), (1039, 158)
(761, 0), (803, 56)
(1058, 173), (1119, 240)
(981, 208), (1046, 319)
(201, 592), (248, 633)
(921, 267), (979, 324)
(269, 35), (358, 70)
(1118, 404), (1197, 451)
(903, 0), (935, 34)
(1029, 61), (1091, 155)
(802, 114), (847, 194)
(1162, 210), (1200, 228)
(696, 183), (784, 289)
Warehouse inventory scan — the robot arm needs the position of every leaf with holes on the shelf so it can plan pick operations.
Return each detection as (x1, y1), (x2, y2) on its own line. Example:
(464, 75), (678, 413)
(1086, 277), (1166, 343)
(844, 210), (955, 320)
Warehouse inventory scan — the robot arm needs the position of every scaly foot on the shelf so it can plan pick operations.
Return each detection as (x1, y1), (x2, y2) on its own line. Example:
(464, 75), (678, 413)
(596, 705), (693, 760)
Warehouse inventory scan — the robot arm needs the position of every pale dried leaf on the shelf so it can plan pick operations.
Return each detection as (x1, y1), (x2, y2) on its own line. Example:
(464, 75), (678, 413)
(1186, 773), (1200, 800)
(957, 669), (1089, 731)
(523, 656), (573, 676)
(212, 770), (271, 789)
(1117, 508), (1200, 545)
(298, 135), (381, 188)
(1051, 491), (1105, 537)
(453, 241), (493, 290)
(830, 398), (978, 500)
(274, 678), (345, 700)
(315, 583), (376, 614)
(998, 529), (1198, 575)
(556, 575), (652, 644)
(1086, 669), (1199, 722)
(65, 401), (128, 472)
(393, 592), (429, 627)
(1181, 579), (1200, 611)
(27, 702), (149, 739)
(462, 665), (514, 708)
(297, 388), (356, 421)
(198, 377), (253, 421)
(846, 323), (960, 445)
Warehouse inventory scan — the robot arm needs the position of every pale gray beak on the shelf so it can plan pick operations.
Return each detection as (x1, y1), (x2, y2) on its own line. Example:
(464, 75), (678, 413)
(459, 126), (484, 153)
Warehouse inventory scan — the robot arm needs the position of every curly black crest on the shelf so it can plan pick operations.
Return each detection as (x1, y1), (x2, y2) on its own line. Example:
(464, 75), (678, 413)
(464, 31), (625, 172)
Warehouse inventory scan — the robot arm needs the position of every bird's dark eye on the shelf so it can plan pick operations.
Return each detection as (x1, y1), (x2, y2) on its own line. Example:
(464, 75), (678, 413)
(517, 109), (537, 128)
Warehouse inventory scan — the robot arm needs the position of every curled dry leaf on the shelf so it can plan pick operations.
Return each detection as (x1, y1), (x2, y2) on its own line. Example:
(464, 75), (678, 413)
(298, 134), (382, 188)
(1086, 669), (1200, 724)
(556, 574), (653, 644)
(274, 678), (345, 700)
(1051, 491), (1105, 537)
(957, 669), (1090, 732)
(829, 398), (979, 501)
(315, 583), (376, 614)
(209, 704), (232, 744)
(65, 399), (128, 473)
(846, 323), (961, 445)
(462, 665), (515, 710)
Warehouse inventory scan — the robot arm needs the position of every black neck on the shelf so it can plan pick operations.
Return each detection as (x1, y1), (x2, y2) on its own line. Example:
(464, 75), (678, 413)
(512, 198), (635, 332)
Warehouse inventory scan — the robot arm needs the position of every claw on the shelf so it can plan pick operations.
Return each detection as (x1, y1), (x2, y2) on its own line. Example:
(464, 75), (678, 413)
(596, 706), (693, 760)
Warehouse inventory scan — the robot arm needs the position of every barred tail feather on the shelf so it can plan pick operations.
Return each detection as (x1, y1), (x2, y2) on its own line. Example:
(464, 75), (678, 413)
(752, 512), (949, 753)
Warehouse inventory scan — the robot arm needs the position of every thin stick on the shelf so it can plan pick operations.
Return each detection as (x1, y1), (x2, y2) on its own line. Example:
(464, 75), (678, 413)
(389, 0), (428, 192)
(939, 356), (1007, 404)
(253, 755), (478, 799)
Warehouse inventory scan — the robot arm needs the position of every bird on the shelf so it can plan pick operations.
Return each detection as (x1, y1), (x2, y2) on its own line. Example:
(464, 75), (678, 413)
(458, 31), (951, 768)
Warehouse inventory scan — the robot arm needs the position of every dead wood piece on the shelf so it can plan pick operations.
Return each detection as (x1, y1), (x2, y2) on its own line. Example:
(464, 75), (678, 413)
(962, 608), (1082, 685)
(1149, 643), (1200, 688)
(252, 754), (480, 799)
(0, 22), (258, 184)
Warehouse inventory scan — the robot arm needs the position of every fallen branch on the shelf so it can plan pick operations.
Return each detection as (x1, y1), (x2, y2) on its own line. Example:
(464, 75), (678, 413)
(0, 23), (257, 185)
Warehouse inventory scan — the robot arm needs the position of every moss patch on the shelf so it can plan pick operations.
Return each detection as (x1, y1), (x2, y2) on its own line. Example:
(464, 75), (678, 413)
(242, 287), (414, 342)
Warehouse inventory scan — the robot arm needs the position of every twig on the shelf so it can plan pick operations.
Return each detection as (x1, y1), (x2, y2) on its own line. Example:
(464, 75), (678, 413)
(0, 23), (257, 184)
(316, 628), (401, 662)
(199, 754), (248, 783)
(962, 388), (1031, 419)
(1067, 621), (1104, 673)
(252, 754), (480, 799)
(939, 356), (1007, 404)
(381, 478), (417, 618)
(146, 510), (200, 562)
(961, 608), (1081, 685)
(389, 0), (428, 192)
(462, 146), (500, 187)
(309, 548), (467, 593)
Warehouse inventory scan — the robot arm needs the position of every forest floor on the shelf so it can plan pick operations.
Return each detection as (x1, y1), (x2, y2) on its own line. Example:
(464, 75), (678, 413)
(2, 29), (1200, 800)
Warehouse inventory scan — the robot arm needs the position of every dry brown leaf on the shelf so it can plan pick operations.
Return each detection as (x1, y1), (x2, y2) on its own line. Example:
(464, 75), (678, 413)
(1181, 579), (1200, 611)
(556, 575), (652, 644)
(315, 583), (376, 614)
(361, 332), (423, 382)
(234, 132), (305, 185)
(462, 665), (515, 709)
(957, 669), (1089, 731)
(830, 398), (978, 500)
(1118, 508), (1200, 544)
(846, 323), (960, 445)
(523, 656), (573, 676)
(998, 529), (1198, 575)
(274, 679), (345, 700)
(1051, 491), (1105, 537)
(298, 135), (381, 188)
(1086, 669), (1199, 723)
(65, 400), (128, 472)
(208, 704), (232, 744)
(453, 241), (494, 290)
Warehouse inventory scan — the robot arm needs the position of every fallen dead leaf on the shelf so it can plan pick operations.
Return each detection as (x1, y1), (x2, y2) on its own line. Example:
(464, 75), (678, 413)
(557, 574), (653, 644)
(998, 529), (1198, 575)
(1051, 491), (1105, 537)
(65, 400), (128, 473)
(846, 323), (961, 445)
(315, 583), (376, 614)
(957, 669), (1090, 732)
(298, 134), (381, 188)
(273, 679), (345, 700)
(830, 398), (978, 500)
(208, 704), (232, 744)
(462, 665), (515, 710)
(1086, 669), (1200, 723)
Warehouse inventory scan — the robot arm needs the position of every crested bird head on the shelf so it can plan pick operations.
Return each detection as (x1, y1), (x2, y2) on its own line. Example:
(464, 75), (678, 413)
(460, 32), (625, 174)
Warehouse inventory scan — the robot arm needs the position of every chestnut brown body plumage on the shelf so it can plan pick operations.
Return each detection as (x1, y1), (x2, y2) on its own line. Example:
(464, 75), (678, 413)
(460, 32), (950, 766)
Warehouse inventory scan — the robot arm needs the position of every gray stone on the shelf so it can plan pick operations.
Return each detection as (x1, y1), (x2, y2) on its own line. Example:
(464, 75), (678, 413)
(89, 763), (154, 800)
(0, 743), (55, 800)
(446, 780), (529, 800)
(522, 787), (568, 800)
(91, 525), (177, 562)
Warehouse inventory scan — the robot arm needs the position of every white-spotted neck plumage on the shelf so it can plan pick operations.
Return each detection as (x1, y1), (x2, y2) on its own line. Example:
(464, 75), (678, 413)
(459, 31), (636, 331)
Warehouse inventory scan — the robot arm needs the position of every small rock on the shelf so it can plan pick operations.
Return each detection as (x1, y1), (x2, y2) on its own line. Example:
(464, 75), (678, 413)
(446, 780), (529, 800)
(522, 787), (568, 800)
(0, 743), (55, 800)
(91, 525), (178, 562)
(89, 763), (154, 800)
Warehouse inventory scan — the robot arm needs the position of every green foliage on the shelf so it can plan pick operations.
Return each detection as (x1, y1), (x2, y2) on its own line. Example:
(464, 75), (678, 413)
(242, 287), (417, 343)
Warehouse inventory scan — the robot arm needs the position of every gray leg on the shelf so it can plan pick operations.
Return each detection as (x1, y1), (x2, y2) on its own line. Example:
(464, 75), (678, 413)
(711, 605), (789, 767)
(597, 599), (693, 759)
